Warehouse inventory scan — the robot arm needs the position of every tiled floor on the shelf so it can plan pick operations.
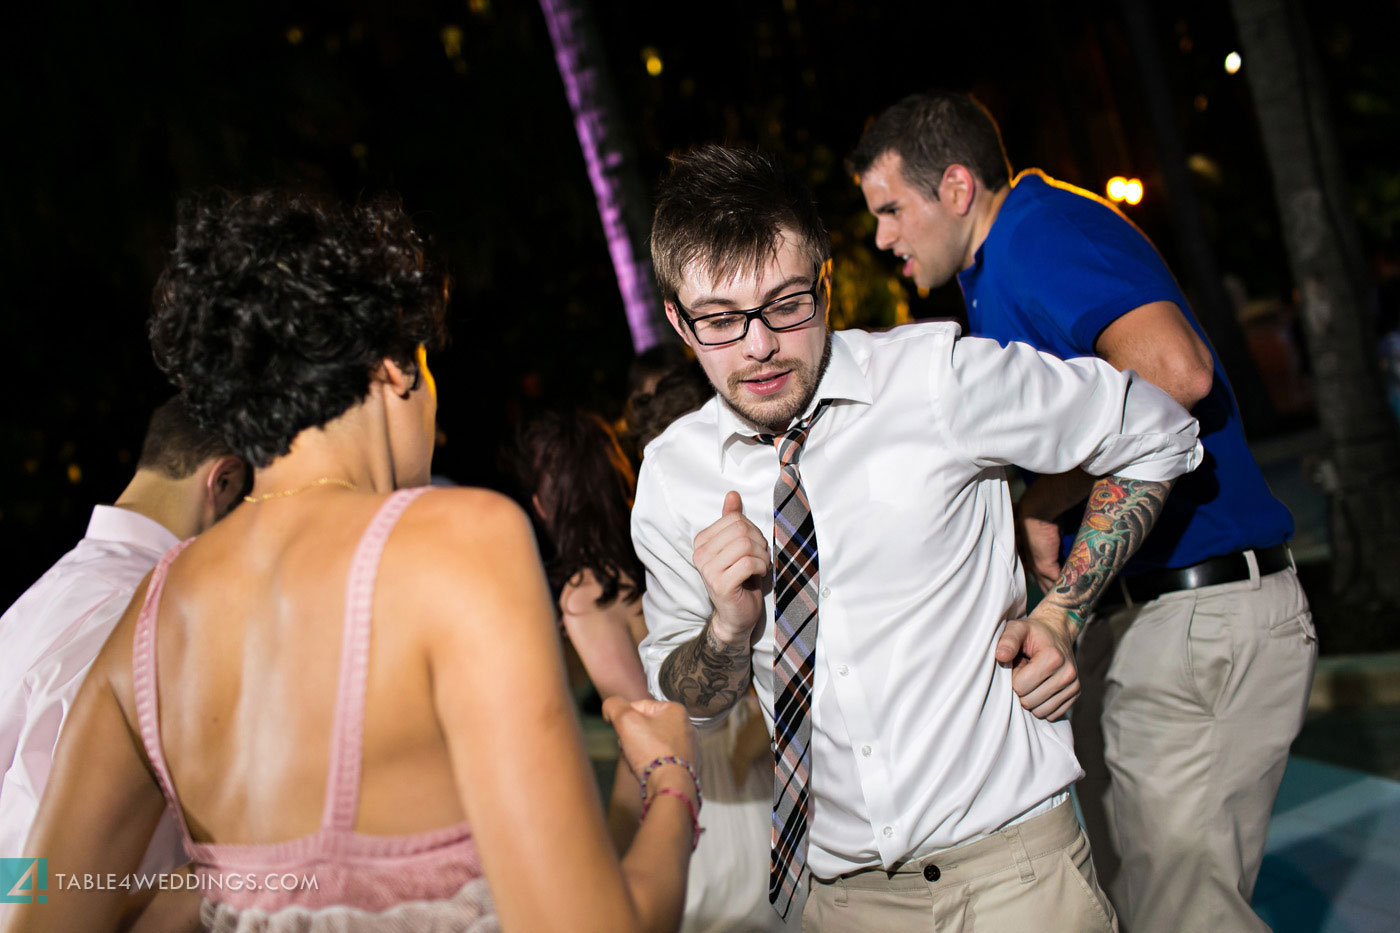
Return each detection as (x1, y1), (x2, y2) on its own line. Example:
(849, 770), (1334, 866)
(1253, 757), (1400, 931)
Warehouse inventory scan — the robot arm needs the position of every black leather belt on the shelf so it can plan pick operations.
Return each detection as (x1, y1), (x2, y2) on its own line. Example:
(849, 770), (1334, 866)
(1098, 543), (1292, 608)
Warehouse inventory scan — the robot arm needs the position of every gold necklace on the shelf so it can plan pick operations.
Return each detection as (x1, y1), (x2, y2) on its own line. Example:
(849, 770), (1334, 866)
(243, 476), (359, 504)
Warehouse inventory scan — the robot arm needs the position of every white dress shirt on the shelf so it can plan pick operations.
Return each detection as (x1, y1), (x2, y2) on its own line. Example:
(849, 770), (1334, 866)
(0, 505), (185, 872)
(633, 322), (1202, 879)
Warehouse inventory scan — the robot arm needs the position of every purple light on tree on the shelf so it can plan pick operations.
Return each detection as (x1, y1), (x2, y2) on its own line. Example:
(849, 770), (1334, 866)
(540, 0), (666, 353)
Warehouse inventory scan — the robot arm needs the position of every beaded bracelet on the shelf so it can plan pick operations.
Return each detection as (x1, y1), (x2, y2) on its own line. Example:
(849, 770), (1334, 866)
(642, 787), (705, 851)
(639, 755), (702, 808)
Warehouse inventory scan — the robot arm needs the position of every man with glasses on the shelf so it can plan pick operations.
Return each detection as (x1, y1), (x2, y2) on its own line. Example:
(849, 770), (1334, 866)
(632, 145), (1203, 931)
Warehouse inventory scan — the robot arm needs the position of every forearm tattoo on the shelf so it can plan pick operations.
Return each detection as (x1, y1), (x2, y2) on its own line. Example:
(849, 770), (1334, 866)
(1049, 476), (1173, 628)
(658, 622), (753, 717)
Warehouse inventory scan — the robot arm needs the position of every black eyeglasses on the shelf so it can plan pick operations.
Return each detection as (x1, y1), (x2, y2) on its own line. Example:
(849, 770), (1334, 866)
(674, 268), (826, 346)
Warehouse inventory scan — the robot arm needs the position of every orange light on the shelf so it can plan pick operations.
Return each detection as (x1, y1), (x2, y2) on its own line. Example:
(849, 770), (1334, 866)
(642, 47), (663, 76)
(441, 25), (462, 58)
(1106, 176), (1143, 205)
(1224, 51), (1242, 74)
(416, 343), (437, 401)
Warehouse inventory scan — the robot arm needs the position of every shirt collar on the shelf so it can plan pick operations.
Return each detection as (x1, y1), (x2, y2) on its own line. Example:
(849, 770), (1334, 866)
(84, 505), (181, 554)
(959, 168), (1045, 291)
(713, 330), (873, 467)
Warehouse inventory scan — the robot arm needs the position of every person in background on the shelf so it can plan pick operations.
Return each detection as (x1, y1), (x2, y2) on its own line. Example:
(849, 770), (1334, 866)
(629, 344), (694, 405)
(625, 361), (713, 453)
(0, 396), (245, 877)
(851, 90), (1316, 932)
(621, 343), (696, 462)
(516, 403), (781, 932)
(515, 410), (651, 704)
(630, 372), (785, 933)
(2, 190), (698, 933)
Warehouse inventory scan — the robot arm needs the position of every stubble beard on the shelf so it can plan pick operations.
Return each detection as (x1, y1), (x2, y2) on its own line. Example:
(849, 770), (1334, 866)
(718, 332), (833, 435)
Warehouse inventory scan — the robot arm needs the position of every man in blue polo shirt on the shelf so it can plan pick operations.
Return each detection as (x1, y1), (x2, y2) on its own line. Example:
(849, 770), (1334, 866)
(851, 91), (1317, 932)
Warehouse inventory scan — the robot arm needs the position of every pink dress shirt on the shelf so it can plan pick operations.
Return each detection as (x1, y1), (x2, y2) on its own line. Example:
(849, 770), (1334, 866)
(0, 505), (184, 872)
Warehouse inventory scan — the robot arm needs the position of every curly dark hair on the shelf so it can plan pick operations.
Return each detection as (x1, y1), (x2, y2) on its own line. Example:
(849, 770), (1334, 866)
(149, 190), (448, 468)
(512, 410), (644, 608)
(625, 361), (712, 452)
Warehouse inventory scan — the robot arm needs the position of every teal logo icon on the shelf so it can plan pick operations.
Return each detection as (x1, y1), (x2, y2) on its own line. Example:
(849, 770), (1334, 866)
(1, 858), (47, 904)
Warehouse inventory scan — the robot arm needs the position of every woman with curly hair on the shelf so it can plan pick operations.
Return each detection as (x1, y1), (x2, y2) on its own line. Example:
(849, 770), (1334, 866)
(3, 192), (698, 933)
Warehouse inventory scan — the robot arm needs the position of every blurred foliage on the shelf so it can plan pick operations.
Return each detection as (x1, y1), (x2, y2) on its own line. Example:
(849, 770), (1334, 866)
(831, 245), (912, 332)
(1354, 167), (1400, 245)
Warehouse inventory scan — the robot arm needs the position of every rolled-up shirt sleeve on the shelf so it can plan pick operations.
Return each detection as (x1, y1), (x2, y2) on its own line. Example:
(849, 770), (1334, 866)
(631, 454), (719, 712)
(935, 334), (1202, 481)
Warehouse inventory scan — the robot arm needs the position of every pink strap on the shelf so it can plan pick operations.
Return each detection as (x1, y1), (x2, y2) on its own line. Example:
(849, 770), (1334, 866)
(321, 487), (431, 832)
(132, 538), (198, 847)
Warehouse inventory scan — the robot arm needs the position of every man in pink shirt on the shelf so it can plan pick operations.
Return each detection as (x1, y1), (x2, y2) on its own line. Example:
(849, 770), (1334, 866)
(0, 397), (244, 871)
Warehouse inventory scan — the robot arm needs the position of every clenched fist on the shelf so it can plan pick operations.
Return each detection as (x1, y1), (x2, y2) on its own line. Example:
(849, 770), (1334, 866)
(693, 491), (770, 646)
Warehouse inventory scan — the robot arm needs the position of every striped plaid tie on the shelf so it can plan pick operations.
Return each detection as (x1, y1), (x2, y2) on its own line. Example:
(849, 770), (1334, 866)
(763, 399), (831, 919)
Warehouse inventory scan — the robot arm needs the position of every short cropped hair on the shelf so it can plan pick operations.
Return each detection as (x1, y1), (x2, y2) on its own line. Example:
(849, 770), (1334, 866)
(650, 146), (830, 304)
(848, 91), (1012, 199)
(149, 191), (448, 468)
(136, 396), (237, 480)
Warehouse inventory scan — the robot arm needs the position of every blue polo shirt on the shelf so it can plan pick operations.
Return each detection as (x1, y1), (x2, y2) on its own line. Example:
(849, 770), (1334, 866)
(959, 170), (1293, 572)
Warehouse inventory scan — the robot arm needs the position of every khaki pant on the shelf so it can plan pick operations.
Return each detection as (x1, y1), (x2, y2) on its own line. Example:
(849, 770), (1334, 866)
(803, 802), (1117, 931)
(1072, 560), (1317, 933)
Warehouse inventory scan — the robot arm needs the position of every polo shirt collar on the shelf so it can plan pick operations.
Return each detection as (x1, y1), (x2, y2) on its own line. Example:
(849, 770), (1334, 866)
(959, 168), (1045, 292)
(713, 330), (872, 467)
(84, 504), (181, 554)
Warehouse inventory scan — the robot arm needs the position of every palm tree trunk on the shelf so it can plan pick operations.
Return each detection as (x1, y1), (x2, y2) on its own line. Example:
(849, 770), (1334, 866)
(1230, 0), (1400, 623)
(1119, 0), (1278, 435)
(539, 0), (666, 353)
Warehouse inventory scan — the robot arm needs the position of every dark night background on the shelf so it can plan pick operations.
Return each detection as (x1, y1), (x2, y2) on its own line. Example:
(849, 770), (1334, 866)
(3, 1), (1398, 609)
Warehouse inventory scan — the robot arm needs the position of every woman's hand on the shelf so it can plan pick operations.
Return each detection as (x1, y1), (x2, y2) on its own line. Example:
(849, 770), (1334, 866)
(603, 697), (697, 780)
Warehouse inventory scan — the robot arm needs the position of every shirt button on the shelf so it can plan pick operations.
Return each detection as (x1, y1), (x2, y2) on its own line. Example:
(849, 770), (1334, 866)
(882, 826), (893, 838)
(923, 864), (941, 882)
(861, 745), (872, 757)
(820, 586), (831, 599)
(837, 664), (849, 676)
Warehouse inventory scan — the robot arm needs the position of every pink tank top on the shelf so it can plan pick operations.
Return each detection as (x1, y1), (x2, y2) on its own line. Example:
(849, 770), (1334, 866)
(132, 487), (485, 915)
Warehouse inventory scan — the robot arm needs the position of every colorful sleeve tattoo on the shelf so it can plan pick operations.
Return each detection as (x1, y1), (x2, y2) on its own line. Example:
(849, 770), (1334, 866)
(1049, 476), (1173, 629)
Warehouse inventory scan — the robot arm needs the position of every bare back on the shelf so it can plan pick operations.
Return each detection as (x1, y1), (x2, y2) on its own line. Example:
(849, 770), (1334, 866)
(11, 483), (695, 933)
(151, 489), (464, 844)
